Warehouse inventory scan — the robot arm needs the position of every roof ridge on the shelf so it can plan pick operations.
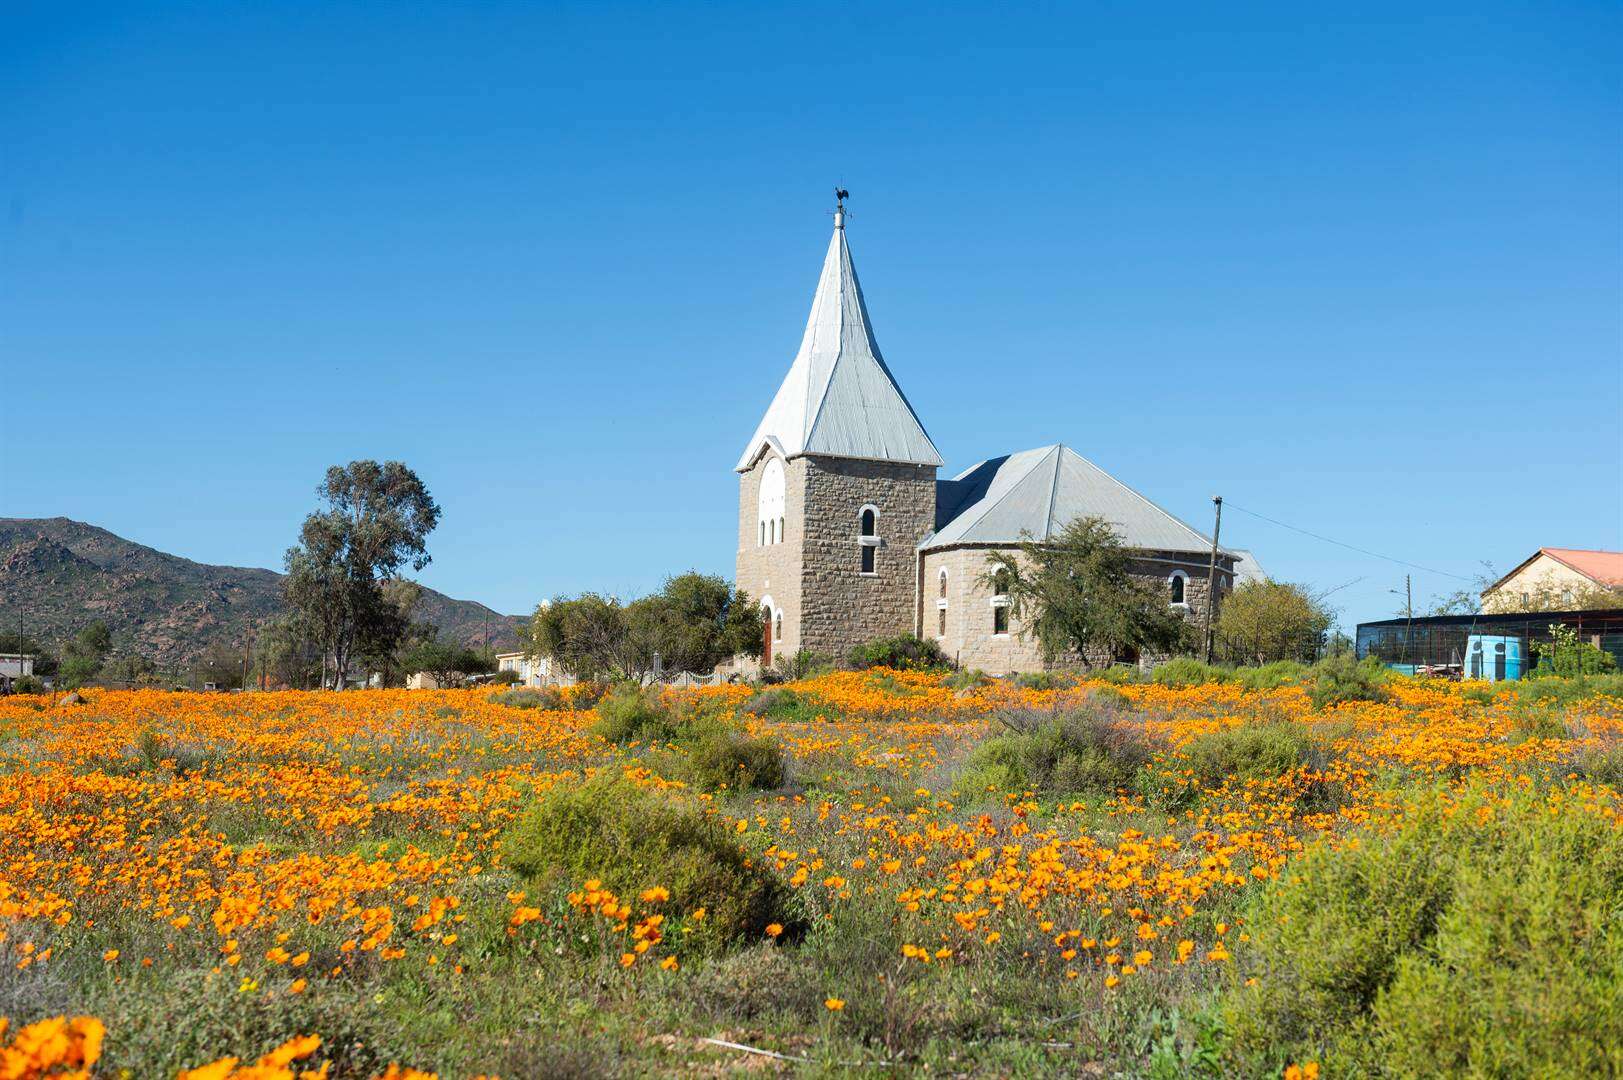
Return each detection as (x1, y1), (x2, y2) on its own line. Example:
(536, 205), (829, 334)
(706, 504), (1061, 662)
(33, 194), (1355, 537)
(944, 448), (1054, 542)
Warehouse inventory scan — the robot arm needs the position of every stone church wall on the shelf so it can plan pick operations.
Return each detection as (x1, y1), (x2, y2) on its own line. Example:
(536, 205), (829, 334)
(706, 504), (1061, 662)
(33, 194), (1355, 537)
(796, 456), (936, 659)
(921, 545), (1233, 674)
(734, 450), (809, 661)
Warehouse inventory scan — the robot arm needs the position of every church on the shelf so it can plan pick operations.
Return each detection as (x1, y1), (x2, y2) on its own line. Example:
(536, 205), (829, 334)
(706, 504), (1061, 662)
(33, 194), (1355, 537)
(734, 201), (1254, 674)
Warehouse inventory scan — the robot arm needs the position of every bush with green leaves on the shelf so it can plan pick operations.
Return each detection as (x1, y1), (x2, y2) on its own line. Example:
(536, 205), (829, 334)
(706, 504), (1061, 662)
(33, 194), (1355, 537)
(954, 697), (1150, 802)
(12, 675), (44, 694)
(1222, 784), (1623, 1076)
(847, 633), (948, 672)
(1228, 660), (1309, 692)
(687, 729), (786, 792)
(1308, 653), (1388, 709)
(590, 686), (680, 745)
(1092, 664), (1143, 685)
(504, 774), (799, 951)
(773, 648), (836, 681)
(1009, 670), (1075, 691)
(943, 667), (990, 691)
(1529, 624), (1619, 678)
(1150, 657), (1229, 688)
(492, 686), (566, 710)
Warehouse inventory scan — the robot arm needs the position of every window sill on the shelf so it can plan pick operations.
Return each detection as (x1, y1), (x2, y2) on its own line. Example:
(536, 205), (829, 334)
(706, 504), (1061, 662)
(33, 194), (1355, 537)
(859, 572), (879, 578)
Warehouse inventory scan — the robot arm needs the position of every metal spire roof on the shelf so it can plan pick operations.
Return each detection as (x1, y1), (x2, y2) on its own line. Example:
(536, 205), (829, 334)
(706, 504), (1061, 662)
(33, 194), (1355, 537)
(735, 207), (944, 472)
(924, 444), (1224, 553)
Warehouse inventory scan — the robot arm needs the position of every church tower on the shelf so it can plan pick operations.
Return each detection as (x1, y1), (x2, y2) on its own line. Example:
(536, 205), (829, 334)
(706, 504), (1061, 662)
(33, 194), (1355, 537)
(736, 199), (943, 666)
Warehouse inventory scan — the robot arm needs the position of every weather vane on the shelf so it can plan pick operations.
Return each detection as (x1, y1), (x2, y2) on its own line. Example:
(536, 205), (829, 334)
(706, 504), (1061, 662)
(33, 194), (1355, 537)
(834, 185), (849, 210)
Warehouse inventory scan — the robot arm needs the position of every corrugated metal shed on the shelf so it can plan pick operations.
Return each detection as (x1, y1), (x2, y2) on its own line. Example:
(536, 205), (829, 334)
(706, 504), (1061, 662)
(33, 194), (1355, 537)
(924, 444), (1221, 554)
(735, 212), (943, 471)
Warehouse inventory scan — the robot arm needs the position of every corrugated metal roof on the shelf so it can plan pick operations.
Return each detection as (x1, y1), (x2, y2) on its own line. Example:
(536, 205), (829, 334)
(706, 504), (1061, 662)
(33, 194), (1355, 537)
(1230, 549), (1268, 587)
(923, 444), (1221, 553)
(735, 212), (943, 471)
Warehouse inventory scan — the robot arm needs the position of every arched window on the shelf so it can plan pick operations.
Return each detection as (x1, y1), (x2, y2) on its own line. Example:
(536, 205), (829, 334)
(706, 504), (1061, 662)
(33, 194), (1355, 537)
(939, 568), (949, 598)
(1169, 571), (1188, 607)
(993, 568), (1011, 598)
(757, 457), (785, 547)
(779, 516), (785, 544)
(858, 505), (880, 575)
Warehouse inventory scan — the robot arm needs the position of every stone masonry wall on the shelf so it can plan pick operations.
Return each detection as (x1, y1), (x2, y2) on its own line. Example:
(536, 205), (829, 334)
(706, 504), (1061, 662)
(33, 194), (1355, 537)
(797, 456), (936, 659)
(921, 545), (1235, 674)
(734, 450), (809, 662)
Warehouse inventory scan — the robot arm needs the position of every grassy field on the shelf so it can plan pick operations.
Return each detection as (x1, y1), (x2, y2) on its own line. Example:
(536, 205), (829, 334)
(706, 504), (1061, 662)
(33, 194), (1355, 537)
(1, 668), (1620, 1077)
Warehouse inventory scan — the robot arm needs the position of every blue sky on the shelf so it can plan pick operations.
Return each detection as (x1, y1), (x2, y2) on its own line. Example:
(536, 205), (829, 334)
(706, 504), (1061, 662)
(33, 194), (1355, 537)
(3, 1), (1619, 632)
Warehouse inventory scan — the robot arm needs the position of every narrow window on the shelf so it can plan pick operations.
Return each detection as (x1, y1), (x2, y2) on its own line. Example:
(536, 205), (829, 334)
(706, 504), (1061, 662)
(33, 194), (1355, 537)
(993, 605), (1009, 635)
(779, 516), (785, 544)
(858, 505), (880, 574)
(939, 568), (948, 598)
(774, 611), (783, 643)
(938, 607), (947, 636)
(760, 521), (765, 546)
(993, 568), (1011, 598)
(1169, 572), (1187, 605)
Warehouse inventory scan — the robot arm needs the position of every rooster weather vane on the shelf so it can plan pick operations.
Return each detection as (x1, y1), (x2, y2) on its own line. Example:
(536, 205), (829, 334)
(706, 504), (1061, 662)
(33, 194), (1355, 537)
(834, 186), (850, 209)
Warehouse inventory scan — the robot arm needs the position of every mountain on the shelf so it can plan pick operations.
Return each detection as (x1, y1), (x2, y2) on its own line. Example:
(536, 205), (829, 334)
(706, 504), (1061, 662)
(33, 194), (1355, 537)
(0, 518), (522, 665)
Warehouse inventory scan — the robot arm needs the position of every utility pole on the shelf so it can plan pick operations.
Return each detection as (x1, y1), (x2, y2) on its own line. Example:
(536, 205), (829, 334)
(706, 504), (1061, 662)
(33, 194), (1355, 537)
(1405, 573), (1413, 668)
(1202, 496), (1223, 664)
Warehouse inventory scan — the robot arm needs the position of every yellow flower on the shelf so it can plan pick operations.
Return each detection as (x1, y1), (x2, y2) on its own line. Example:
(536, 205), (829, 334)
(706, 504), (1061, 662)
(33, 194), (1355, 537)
(824, 997), (845, 1011)
(765, 923), (784, 938)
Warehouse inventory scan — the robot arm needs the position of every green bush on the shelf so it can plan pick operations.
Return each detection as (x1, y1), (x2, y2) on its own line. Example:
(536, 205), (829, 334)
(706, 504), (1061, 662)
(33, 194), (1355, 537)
(943, 667), (990, 691)
(504, 774), (799, 951)
(1092, 664), (1143, 685)
(1180, 722), (1315, 789)
(848, 633), (948, 671)
(1308, 653), (1388, 709)
(1150, 657), (1229, 688)
(590, 686), (680, 744)
(12, 675), (44, 694)
(489, 669), (521, 686)
(1228, 660), (1309, 692)
(773, 649), (836, 681)
(954, 700), (1151, 802)
(1010, 670), (1075, 691)
(1223, 785), (1623, 1075)
(739, 688), (803, 718)
(1512, 674), (1623, 707)
(492, 686), (566, 710)
(688, 730), (786, 792)
(1572, 740), (1623, 788)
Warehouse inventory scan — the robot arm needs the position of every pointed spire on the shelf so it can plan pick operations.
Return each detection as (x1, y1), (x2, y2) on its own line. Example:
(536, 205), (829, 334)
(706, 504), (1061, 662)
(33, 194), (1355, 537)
(735, 202), (943, 472)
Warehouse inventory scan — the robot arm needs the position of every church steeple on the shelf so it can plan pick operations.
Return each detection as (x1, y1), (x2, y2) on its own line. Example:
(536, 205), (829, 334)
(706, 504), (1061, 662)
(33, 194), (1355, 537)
(735, 197), (943, 472)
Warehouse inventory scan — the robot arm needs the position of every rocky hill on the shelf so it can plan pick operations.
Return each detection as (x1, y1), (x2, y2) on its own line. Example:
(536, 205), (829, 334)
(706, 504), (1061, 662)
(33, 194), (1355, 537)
(0, 518), (522, 665)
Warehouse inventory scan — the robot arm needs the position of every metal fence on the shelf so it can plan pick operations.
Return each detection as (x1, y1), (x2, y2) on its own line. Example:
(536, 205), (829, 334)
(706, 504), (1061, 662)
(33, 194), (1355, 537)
(1356, 609), (1623, 678)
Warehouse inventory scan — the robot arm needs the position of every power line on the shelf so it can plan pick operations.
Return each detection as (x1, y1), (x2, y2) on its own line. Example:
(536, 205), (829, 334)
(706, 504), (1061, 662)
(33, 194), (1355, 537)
(1223, 501), (1475, 583)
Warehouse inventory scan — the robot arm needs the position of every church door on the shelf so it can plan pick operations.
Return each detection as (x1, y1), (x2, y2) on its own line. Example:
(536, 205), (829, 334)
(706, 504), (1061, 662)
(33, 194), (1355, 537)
(763, 613), (773, 667)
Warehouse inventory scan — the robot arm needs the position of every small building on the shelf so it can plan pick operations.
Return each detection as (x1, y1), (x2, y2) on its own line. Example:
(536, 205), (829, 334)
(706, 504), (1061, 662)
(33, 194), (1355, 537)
(0, 653), (37, 692)
(1482, 548), (1623, 612)
(494, 651), (571, 688)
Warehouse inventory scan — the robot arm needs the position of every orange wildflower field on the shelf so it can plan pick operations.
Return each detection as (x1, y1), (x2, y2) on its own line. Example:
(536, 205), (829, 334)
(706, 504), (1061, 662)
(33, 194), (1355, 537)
(1, 670), (1620, 1077)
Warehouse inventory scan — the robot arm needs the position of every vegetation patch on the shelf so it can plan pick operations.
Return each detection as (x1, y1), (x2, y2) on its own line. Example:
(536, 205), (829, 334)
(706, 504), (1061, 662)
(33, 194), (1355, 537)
(1223, 784), (1623, 1076)
(954, 698), (1150, 802)
(504, 774), (800, 951)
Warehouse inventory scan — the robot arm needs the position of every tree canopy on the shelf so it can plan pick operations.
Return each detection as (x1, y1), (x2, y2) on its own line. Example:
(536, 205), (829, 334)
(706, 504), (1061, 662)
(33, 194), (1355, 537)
(399, 638), (495, 688)
(1214, 580), (1333, 665)
(980, 516), (1188, 668)
(527, 573), (762, 681)
(282, 461), (441, 690)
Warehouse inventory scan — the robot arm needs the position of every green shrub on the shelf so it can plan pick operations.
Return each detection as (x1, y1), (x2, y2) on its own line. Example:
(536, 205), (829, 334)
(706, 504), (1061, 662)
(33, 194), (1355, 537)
(848, 634), (948, 672)
(489, 669), (521, 686)
(955, 700), (1150, 802)
(943, 668), (990, 691)
(773, 649), (836, 681)
(504, 774), (799, 951)
(590, 686), (680, 745)
(1229, 660), (1309, 692)
(1572, 739), (1623, 788)
(12, 675), (44, 694)
(1150, 657), (1229, 688)
(688, 730), (786, 792)
(1092, 664), (1143, 685)
(1010, 670), (1075, 690)
(492, 686), (566, 710)
(1513, 674), (1623, 707)
(1180, 722), (1315, 789)
(739, 688), (804, 719)
(1223, 785), (1623, 1075)
(1308, 653), (1388, 709)
(1529, 625), (1618, 678)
